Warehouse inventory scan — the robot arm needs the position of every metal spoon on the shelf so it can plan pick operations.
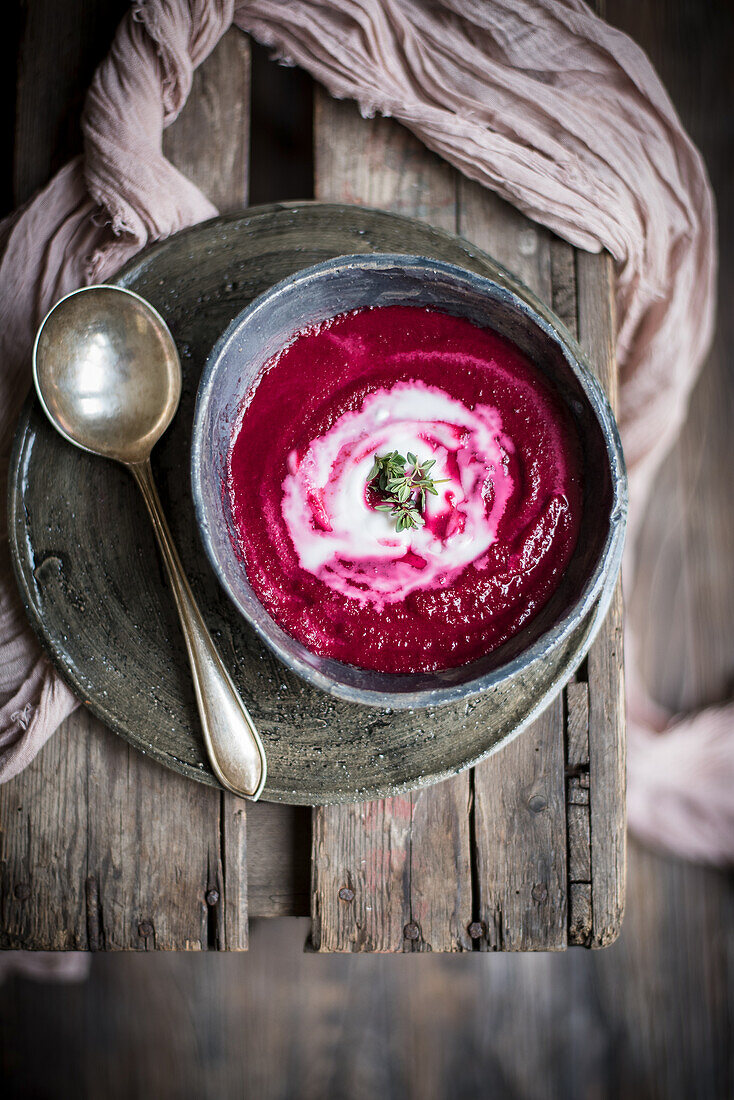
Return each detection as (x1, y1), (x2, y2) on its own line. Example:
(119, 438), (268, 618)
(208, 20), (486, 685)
(33, 284), (267, 800)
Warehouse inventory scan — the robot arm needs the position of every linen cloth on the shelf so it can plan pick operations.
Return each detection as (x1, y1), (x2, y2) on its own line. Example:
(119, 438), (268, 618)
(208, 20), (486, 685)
(0, 0), (731, 864)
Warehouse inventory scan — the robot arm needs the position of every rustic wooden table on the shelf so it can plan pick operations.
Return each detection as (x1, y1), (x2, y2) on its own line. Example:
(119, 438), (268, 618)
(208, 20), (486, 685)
(0, 12), (624, 954)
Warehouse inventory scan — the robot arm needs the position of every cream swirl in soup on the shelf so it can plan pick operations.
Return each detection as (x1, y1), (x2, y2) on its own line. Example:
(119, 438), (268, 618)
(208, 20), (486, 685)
(281, 382), (515, 608)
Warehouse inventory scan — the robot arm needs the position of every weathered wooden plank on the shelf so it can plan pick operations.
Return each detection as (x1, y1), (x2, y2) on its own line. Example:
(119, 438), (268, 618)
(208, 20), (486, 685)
(84, 715), (214, 951)
(567, 776), (590, 804)
(565, 681), (592, 944)
(0, 710), (218, 952)
(568, 882), (592, 945)
(458, 176), (569, 951)
(1, 20), (253, 950)
(312, 783), (475, 953)
(566, 680), (590, 769)
(310, 92), (472, 952)
(311, 797), (412, 952)
(547, 246), (596, 946)
(313, 93), (457, 225)
(546, 235), (623, 951)
(458, 179), (554, 302)
(549, 238), (579, 341)
(576, 250), (626, 947)
(576, 251), (619, 407)
(162, 28), (250, 213)
(568, 806), (592, 882)
(218, 793), (246, 947)
(408, 781), (473, 952)
(473, 698), (568, 951)
(0, 717), (89, 950)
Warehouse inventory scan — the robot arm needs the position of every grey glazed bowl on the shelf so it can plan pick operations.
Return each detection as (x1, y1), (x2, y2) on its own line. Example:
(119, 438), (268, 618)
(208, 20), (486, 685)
(191, 254), (626, 709)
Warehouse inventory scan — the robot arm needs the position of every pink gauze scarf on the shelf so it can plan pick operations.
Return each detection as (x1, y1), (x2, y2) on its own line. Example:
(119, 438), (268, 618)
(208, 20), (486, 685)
(0, 0), (730, 865)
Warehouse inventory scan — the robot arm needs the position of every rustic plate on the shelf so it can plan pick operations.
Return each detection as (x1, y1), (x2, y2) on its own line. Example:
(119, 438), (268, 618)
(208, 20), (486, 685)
(9, 202), (617, 804)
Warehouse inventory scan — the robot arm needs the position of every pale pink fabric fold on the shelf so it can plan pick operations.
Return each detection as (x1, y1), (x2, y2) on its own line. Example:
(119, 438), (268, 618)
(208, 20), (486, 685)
(0, 0), (731, 864)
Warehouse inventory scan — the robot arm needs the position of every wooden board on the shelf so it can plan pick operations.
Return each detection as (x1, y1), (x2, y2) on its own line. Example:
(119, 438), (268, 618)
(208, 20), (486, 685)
(1, 7), (624, 951)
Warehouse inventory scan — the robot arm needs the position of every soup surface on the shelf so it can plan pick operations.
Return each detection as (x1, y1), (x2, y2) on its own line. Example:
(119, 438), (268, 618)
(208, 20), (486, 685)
(227, 305), (582, 673)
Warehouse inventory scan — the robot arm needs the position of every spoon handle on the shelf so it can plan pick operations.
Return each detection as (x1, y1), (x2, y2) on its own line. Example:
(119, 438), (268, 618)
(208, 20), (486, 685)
(130, 459), (267, 800)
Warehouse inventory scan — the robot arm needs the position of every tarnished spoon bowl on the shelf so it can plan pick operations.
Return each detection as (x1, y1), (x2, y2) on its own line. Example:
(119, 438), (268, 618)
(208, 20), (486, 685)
(33, 284), (267, 800)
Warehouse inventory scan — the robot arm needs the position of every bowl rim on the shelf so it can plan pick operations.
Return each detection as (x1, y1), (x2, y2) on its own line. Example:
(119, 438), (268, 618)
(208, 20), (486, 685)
(191, 252), (627, 708)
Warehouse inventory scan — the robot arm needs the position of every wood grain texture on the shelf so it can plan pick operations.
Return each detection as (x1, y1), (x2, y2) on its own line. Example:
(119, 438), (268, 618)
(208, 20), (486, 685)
(576, 251), (626, 947)
(311, 93), (472, 952)
(474, 698), (568, 951)
(566, 681), (590, 769)
(162, 28), (250, 213)
(83, 712), (216, 951)
(1, 20), (252, 951)
(547, 244), (597, 946)
(566, 679), (592, 945)
(1, 716), (89, 950)
(311, 798), (412, 952)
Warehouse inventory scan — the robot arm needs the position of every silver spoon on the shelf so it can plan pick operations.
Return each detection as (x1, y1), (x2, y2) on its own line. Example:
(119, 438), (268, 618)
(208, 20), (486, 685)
(33, 284), (267, 801)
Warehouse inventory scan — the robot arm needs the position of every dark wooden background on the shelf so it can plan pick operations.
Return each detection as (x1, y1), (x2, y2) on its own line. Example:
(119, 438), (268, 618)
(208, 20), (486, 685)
(1, 0), (732, 1096)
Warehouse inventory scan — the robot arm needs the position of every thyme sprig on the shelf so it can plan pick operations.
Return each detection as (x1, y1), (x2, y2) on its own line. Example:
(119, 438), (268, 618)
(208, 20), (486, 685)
(368, 450), (447, 532)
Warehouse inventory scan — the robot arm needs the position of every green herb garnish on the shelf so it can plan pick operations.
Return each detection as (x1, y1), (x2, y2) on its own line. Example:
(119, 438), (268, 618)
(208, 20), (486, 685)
(368, 450), (447, 532)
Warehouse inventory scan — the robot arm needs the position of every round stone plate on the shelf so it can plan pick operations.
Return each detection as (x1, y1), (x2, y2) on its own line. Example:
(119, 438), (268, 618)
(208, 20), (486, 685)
(9, 202), (609, 805)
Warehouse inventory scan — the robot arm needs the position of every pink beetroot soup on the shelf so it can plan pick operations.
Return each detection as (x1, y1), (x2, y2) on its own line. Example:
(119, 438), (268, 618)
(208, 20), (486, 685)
(227, 305), (582, 674)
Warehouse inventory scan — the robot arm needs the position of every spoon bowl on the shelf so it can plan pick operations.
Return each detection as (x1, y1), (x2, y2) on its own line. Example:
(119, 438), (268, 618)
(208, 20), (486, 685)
(33, 285), (267, 800)
(33, 286), (181, 465)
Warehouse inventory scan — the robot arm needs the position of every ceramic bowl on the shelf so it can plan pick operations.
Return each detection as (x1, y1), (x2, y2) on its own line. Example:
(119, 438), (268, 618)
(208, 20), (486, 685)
(191, 254), (626, 708)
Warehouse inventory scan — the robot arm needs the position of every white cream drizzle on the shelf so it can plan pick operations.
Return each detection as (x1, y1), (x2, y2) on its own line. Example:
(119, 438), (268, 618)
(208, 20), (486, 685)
(281, 381), (514, 609)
